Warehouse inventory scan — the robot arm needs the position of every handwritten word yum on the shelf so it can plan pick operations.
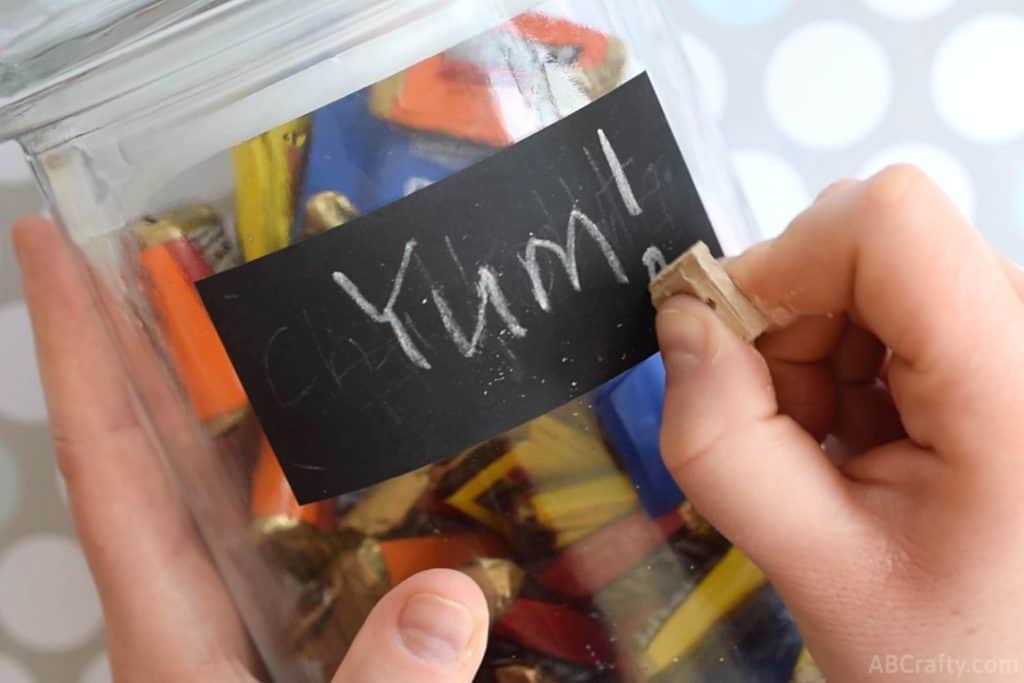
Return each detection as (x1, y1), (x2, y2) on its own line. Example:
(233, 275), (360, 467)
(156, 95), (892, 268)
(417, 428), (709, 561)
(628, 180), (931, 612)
(331, 129), (667, 371)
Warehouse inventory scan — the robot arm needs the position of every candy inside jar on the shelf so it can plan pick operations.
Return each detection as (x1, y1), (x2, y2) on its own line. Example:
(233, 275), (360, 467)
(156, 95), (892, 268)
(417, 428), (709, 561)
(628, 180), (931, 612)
(1, 1), (825, 681)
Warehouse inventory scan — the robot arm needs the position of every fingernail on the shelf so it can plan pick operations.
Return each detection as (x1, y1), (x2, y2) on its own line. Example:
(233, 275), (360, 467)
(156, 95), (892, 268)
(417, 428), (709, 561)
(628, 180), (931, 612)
(398, 593), (475, 665)
(658, 299), (710, 374)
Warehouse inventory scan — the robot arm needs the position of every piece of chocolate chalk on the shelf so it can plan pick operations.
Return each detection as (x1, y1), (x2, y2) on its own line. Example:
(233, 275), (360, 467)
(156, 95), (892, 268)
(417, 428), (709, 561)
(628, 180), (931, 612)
(649, 242), (770, 343)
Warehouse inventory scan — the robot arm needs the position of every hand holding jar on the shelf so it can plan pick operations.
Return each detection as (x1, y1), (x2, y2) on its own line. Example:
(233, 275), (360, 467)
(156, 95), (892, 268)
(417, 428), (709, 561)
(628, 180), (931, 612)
(13, 217), (490, 683)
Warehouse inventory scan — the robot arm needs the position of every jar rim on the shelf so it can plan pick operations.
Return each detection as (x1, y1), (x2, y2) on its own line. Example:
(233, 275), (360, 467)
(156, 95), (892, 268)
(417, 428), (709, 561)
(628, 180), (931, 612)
(0, 0), (244, 143)
(0, 0), (538, 150)
(0, 1), (228, 106)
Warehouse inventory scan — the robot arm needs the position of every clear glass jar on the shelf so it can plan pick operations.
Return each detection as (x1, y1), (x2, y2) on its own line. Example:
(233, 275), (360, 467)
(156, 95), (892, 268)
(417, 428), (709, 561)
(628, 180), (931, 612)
(0, 1), (803, 681)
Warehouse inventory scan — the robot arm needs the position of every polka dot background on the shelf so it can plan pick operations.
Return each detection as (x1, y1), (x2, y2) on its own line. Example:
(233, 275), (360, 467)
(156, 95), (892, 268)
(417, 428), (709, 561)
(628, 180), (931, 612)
(2, 0), (1024, 679)
(665, 0), (1024, 257)
(0, 117), (107, 683)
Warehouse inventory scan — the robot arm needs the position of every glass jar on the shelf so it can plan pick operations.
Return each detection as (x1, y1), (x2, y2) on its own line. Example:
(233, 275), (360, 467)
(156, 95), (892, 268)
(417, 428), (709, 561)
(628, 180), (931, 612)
(0, 1), (805, 681)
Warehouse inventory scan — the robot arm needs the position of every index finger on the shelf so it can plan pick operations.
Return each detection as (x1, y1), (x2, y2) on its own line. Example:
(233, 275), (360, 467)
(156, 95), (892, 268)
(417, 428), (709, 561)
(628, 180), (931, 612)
(729, 165), (1024, 455)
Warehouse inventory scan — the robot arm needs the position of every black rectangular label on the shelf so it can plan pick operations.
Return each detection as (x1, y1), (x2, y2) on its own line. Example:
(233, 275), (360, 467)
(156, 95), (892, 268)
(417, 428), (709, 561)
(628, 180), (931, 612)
(198, 73), (721, 503)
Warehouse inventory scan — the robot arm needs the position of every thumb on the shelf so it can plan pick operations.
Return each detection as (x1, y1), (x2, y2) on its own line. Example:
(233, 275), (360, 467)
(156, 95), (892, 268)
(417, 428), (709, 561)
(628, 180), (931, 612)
(656, 295), (856, 576)
(333, 569), (489, 683)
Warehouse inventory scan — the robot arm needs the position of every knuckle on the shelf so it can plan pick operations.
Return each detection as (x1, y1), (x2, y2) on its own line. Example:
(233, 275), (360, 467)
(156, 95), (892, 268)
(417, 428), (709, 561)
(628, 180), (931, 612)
(815, 178), (857, 203)
(857, 164), (938, 237)
(659, 401), (724, 478)
(660, 429), (714, 484)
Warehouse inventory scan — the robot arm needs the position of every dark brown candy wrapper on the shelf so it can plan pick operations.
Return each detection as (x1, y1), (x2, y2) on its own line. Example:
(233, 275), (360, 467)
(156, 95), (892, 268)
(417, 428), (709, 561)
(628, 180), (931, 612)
(485, 639), (611, 683)
(251, 516), (340, 583)
(431, 437), (511, 500)
(507, 474), (638, 552)
(460, 558), (526, 622)
(441, 416), (625, 560)
(289, 535), (389, 661)
(494, 665), (557, 683)
(339, 467), (431, 536)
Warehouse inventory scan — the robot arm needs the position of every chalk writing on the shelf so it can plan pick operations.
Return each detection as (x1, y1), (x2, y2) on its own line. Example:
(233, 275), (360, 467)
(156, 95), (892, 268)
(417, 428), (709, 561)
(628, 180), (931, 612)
(643, 246), (668, 282)
(332, 130), (649, 369)
(599, 128), (643, 217)
(264, 326), (317, 407)
(520, 208), (630, 313)
(197, 72), (722, 502)
(431, 264), (528, 358)
(331, 239), (432, 370)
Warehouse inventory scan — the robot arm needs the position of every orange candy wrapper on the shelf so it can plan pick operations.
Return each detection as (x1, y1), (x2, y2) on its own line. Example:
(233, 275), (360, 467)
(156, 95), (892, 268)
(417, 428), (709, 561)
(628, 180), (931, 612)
(379, 533), (509, 584)
(138, 240), (247, 433)
(251, 435), (336, 532)
(369, 14), (623, 148)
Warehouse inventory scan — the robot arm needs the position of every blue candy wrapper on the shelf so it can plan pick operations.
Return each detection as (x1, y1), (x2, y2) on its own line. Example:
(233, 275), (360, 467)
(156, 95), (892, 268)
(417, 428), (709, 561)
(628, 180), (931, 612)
(595, 353), (685, 518)
(294, 88), (495, 239)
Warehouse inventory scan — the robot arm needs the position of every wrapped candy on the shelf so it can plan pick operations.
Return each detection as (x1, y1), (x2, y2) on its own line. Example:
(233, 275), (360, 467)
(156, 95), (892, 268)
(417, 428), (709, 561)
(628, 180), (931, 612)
(792, 650), (828, 683)
(221, 12), (798, 683)
(639, 548), (768, 679)
(461, 558), (526, 622)
(233, 117), (312, 260)
(134, 206), (248, 436)
(339, 467), (432, 537)
(250, 434), (337, 581)
(4, 0), (801, 679)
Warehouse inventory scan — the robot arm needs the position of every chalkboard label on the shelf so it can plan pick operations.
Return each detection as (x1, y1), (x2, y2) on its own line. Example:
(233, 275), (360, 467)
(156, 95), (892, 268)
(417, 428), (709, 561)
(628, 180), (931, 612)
(198, 73), (721, 503)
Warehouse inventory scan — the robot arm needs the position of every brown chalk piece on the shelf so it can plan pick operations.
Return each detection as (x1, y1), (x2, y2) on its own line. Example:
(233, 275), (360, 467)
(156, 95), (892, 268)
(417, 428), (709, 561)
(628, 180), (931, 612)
(649, 242), (770, 343)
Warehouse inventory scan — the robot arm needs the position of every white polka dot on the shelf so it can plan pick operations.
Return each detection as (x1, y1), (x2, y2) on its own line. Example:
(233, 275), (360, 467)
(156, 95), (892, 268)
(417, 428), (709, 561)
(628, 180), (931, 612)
(0, 142), (33, 186)
(731, 149), (811, 239)
(0, 655), (35, 683)
(689, 0), (794, 26)
(765, 22), (892, 150)
(80, 652), (111, 683)
(702, 199), (748, 256)
(0, 535), (102, 651)
(0, 301), (48, 424)
(860, 0), (955, 21)
(682, 32), (728, 121)
(858, 144), (976, 219)
(932, 14), (1024, 143)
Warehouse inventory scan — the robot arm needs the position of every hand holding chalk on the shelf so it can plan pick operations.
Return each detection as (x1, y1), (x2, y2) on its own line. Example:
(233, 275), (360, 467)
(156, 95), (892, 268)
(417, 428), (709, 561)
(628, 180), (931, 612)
(656, 166), (1024, 682)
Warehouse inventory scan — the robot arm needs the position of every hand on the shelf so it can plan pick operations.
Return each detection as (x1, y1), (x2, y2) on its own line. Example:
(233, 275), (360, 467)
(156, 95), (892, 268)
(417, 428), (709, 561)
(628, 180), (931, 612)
(13, 217), (489, 682)
(656, 165), (1024, 682)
